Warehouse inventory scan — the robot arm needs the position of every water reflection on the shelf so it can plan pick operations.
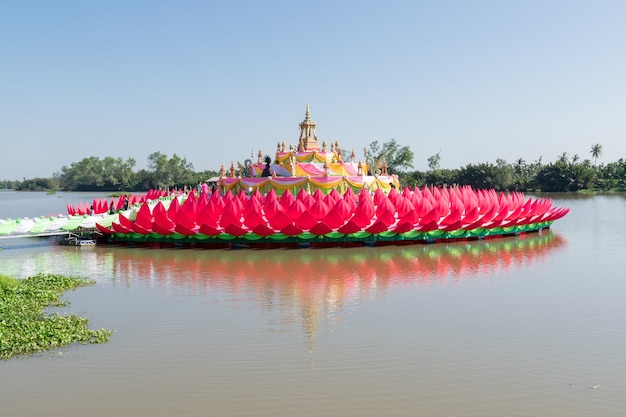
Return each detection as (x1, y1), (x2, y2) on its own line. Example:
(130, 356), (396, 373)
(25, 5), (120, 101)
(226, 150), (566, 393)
(110, 231), (565, 284)
(0, 232), (565, 347)
(101, 231), (568, 357)
(535, 191), (626, 202)
(0, 231), (566, 290)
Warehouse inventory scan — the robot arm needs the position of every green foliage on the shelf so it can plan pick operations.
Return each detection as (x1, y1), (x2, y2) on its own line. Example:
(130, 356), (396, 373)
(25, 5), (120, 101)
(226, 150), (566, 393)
(15, 177), (60, 191)
(366, 139), (414, 174)
(146, 152), (196, 190)
(423, 169), (457, 187)
(510, 158), (542, 192)
(596, 159), (626, 190)
(457, 162), (500, 190)
(427, 152), (441, 171)
(0, 180), (19, 189)
(57, 156), (136, 191)
(0, 273), (112, 360)
(590, 143), (603, 165)
(535, 154), (595, 192)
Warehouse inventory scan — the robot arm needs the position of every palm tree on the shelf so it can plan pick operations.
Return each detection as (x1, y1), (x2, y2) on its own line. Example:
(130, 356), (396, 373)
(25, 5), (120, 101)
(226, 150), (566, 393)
(590, 143), (603, 166)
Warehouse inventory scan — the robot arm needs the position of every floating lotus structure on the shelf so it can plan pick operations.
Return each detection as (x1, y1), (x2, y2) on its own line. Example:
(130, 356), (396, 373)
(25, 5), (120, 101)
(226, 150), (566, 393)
(85, 184), (567, 248)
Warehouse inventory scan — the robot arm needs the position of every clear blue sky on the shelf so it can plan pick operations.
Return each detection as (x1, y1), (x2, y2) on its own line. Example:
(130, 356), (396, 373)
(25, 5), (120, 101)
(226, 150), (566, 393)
(1, 0), (625, 180)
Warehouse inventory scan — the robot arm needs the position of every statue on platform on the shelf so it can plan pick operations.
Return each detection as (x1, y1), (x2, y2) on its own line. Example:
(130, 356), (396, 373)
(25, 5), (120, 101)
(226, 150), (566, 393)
(261, 155), (272, 177)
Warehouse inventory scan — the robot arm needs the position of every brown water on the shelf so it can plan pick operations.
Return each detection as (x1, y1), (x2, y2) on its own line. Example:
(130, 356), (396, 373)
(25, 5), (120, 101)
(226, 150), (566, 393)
(1, 192), (625, 417)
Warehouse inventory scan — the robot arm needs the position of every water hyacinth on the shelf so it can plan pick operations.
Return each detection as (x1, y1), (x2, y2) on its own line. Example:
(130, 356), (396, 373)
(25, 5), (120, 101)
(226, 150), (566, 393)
(0, 273), (112, 360)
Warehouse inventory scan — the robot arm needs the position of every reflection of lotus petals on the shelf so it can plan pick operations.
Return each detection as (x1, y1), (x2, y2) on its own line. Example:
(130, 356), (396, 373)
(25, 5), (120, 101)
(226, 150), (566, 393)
(110, 233), (566, 299)
(94, 185), (569, 248)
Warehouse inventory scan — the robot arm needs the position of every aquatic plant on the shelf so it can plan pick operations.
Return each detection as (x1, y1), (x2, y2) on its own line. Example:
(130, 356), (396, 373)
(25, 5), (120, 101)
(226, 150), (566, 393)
(0, 273), (112, 360)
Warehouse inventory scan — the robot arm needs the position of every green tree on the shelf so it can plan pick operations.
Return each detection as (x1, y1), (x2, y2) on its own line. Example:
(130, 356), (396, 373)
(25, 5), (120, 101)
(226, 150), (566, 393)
(596, 158), (626, 190)
(57, 156), (136, 191)
(101, 156), (137, 190)
(365, 139), (414, 175)
(455, 159), (513, 191)
(590, 143), (603, 166)
(15, 177), (59, 191)
(536, 154), (594, 191)
(147, 152), (195, 190)
(419, 151), (456, 187)
(511, 157), (542, 192)
(423, 168), (456, 188)
(427, 152), (441, 171)
(57, 156), (105, 191)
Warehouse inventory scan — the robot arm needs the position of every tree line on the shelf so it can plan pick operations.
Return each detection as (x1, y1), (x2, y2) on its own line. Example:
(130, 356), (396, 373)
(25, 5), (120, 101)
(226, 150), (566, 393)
(369, 140), (625, 192)
(1, 141), (624, 193)
(0, 152), (218, 193)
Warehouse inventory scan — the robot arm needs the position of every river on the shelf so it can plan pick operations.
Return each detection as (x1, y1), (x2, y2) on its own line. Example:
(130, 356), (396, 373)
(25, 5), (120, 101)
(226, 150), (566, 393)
(0, 191), (625, 417)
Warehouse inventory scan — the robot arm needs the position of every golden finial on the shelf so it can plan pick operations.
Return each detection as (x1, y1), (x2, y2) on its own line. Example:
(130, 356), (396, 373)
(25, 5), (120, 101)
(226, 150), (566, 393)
(258, 149), (263, 164)
(277, 141), (281, 152)
(358, 161), (363, 176)
(282, 141), (286, 152)
(351, 149), (356, 162)
(219, 164), (226, 178)
(230, 161), (236, 178)
(322, 140), (327, 152)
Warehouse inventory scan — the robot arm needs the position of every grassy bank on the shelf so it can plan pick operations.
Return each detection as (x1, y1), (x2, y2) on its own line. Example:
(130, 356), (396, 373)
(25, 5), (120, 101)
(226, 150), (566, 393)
(0, 273), (112, 360)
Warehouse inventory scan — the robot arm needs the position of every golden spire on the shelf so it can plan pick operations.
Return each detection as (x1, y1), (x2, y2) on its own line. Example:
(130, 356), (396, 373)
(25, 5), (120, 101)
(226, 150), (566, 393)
(299, 103), (320, 151)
